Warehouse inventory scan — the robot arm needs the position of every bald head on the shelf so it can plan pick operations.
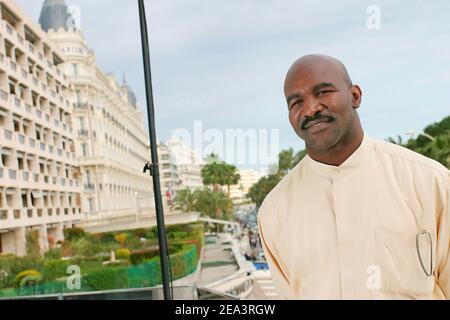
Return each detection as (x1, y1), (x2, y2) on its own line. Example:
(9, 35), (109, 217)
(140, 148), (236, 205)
(284, 54), (353, 93)
(283, 54), (363, 163)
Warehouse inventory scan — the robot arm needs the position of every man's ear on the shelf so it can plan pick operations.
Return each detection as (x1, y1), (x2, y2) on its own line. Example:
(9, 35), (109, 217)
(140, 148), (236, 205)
(351, 85), (362, 109)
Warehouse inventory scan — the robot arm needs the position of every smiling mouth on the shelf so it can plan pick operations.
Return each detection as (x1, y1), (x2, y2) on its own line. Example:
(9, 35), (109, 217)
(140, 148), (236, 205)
(302, 118), (334, 131)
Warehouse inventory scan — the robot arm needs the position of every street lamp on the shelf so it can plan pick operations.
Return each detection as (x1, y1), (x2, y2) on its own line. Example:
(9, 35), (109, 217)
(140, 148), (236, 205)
(138, 0), (173, 300)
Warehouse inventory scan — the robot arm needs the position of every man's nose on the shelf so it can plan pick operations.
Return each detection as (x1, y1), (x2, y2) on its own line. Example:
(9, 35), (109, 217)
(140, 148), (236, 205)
(303, 96), (325, 118)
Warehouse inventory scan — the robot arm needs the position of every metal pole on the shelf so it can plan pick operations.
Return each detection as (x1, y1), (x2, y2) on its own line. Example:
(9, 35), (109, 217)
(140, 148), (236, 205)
(137, 0), (173, 300)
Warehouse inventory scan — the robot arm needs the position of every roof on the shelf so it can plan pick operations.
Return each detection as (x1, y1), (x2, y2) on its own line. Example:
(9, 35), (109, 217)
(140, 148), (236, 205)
(38, 0), (70, 32)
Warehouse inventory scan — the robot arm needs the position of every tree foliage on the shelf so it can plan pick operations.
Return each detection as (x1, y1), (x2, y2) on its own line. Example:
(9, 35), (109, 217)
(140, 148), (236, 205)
(201, 153), (241, 197)
(389, 116), (450, 168)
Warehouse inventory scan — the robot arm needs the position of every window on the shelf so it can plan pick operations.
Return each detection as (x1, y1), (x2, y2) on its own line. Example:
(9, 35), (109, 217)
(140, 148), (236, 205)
(72, 63), (78, 76)
(81, 143), (88, 157)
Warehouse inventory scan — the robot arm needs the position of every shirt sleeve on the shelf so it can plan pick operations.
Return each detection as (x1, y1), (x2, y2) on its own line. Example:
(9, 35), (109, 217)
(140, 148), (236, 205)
(436, 176), (450, 299)
(257, 205), (296, 299)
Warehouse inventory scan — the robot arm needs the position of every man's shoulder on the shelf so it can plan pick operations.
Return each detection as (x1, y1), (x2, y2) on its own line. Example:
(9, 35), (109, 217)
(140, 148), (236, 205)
(259, 159), (306, 217)
(371, 137), (449, 180)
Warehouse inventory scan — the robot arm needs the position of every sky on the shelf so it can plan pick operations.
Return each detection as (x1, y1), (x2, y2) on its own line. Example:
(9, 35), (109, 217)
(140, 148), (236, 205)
(17, 0), (450, 172)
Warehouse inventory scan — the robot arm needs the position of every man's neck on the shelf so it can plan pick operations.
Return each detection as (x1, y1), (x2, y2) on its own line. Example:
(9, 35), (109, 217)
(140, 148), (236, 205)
(307, 128), (364, 167)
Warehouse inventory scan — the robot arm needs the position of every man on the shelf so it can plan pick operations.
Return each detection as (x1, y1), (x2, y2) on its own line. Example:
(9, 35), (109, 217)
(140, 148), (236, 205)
(257, 54), (449, 299)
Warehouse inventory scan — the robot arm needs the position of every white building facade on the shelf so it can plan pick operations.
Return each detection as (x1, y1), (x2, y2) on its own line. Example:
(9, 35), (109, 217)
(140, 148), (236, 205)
(0, 0), (83, 256)
(39, 2), (155, 220)
(166, 139), (203, 191)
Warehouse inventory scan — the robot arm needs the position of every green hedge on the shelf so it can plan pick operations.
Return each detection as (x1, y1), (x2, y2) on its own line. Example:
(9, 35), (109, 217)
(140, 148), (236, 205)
(0, 244), (199, 298)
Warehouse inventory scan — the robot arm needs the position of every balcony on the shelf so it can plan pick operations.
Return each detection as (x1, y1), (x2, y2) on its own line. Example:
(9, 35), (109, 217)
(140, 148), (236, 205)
(13, 209), (21, 219)
(74, 102), (90, 110)
(28, 43), (35, 54)
(4, 129), (12, 140)
(78, 129), (89, 137)
(9, 61), (17, 71)
(14, 97), (20, 108)
(9, 169), (16, 180)
(84, 183), (95, 192)
(5, 22), (13, 35)
(0, 209), (8, 220)
(0, 89), (8, 102)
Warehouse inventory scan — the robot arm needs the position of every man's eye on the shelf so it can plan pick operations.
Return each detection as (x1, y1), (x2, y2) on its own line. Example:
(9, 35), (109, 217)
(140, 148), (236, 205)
(290, 100), (302, 109)
(317, 90), (331, 97)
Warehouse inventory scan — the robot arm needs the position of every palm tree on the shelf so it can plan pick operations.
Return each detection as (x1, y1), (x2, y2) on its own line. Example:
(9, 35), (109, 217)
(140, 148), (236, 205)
(173, 188), (197, 212)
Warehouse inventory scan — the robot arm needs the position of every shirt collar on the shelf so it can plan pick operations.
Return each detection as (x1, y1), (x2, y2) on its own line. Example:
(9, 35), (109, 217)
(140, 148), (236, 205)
(304, 132), (373, 177)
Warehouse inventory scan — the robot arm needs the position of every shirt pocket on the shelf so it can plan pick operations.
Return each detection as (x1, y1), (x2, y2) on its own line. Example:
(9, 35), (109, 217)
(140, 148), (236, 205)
(374, 227), (435, 297)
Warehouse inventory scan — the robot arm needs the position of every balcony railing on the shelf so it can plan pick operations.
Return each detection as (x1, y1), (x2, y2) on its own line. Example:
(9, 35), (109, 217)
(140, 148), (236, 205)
(13, 209), (21, 219)
(0, 89), (8, 101)
(78, 129), (88, 137)
(84, 183), (95, 191)
(13, 97), (20, 108)
(5, 23), (13, 35)
(4, 129), (12, 140)
(9, 169), (16, 180)
(0, 209), (8, 220)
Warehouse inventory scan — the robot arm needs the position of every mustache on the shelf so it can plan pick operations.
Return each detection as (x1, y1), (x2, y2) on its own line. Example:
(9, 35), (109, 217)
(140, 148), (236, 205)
(301, 113), (336, 130)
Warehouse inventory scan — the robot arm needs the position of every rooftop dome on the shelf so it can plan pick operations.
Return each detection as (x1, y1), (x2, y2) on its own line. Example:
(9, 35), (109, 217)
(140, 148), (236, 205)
(122, 76), (137, 108)
(39, 0), (70, 32)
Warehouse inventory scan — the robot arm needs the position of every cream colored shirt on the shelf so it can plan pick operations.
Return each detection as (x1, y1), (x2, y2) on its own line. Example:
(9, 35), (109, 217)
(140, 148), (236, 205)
(258, 133), (449, 299)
